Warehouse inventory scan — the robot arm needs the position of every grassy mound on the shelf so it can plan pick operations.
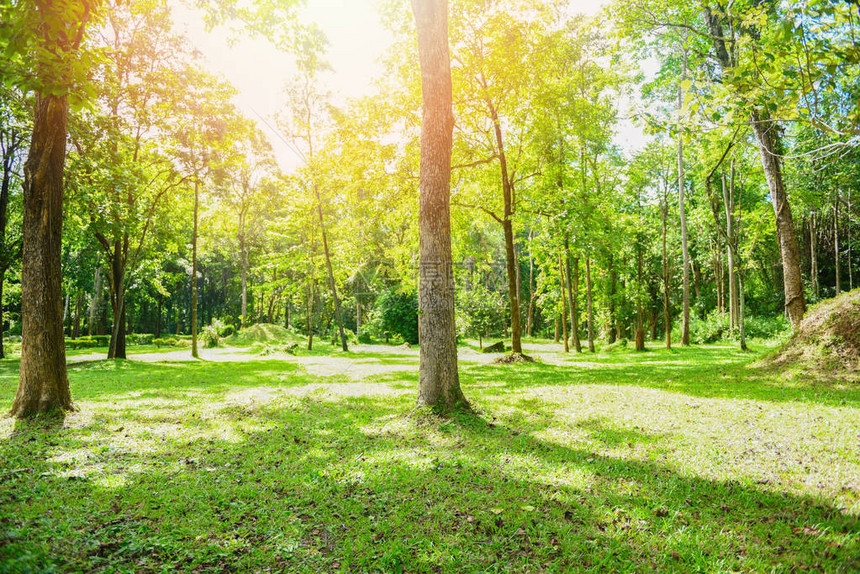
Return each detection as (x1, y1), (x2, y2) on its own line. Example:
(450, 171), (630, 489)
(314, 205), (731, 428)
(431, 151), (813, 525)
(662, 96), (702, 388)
(226, 323), (302, 347)
(766, 288), (860, 377)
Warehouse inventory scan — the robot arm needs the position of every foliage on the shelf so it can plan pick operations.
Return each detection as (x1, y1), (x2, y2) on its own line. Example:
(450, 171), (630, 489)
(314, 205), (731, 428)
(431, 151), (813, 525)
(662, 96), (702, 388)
(372, 288), (419, 345)
(456, 285), (506, 347)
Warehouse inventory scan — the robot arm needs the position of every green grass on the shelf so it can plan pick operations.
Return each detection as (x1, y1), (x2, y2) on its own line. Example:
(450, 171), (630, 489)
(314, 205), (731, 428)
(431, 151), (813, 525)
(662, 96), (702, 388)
(0, 341), (858, 572)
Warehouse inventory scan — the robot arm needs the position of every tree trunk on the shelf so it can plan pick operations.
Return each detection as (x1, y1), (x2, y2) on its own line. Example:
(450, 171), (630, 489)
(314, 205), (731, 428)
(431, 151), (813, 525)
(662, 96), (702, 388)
(315, 184), (348, 352)
(306, 276), (314, 350)
(413, 0), (467, 410)
(635, 236), (645, 352)
(721, 171), (737, 333)
(810, 215), (819, 298)
(678, 112), (691, 345)
(570, 252), (581, 352)
(107, 243), (128, 359)
(526, 231), (535, 337)
(559, 253), (569, 353)
(191, 179), (199, 358)
(565, 237), (581, 353)
(89, 267), (101, 337)
(11, 93), (72, 417)
(585, 257), (595, 352)
(239, 216), (248, 326)
(0, 271), (4, 359)
(607, 252), (617, 344)
(834, 193), (841, 296)
(750, 112), (805, 326)
(156, 296), (162, 338)
(554, 314), (559, 343)
(72, 292), (82, 339)
(662, 193), (671, 350)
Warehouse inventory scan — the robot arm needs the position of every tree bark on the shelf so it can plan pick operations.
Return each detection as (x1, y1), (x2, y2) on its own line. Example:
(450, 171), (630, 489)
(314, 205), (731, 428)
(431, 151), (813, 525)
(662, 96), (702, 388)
(107, 242), (127, 359)
(565, 237), (581, 353)
(661, 191), (671, 350)
(607, 252), (617, 344)
(750, 113), (805, 326)
(810, 215), (819, 298)
(559, 253), (568, 353)
(306, 276), (314, 350)
(835, 193), (841, 296)
(239, 211), (248, 326)
(315, 184), (348, 352)
(89, 267), (101, 337)
(191, 179), (199, 358)
(11, 93), (72, 417)
(721, 171), (737, 332)
(412, 0), (467, 411)
(678, 56), (691, 346)
(585, 257), (595, 352)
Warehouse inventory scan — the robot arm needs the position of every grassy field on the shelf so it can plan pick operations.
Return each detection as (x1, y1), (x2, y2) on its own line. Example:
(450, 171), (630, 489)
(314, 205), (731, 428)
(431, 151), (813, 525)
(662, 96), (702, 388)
(0, 339), (857, 572)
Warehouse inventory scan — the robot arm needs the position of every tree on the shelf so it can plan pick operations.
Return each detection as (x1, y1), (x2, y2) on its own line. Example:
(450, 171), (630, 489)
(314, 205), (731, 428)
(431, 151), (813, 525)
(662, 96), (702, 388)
(411, 0), (468, 411)
(8, 0), (100, 417)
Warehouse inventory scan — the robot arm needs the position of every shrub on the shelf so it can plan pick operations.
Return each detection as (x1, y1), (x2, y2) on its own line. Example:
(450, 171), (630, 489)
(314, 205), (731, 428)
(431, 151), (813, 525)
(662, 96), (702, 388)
(200, 320), (226, 348)
(127, 333), (154, 346)
(357, 329), (373, 344)
(66, 338), (101, 350)
(373, 289), (419, 345)
(152, 337), (178, 347)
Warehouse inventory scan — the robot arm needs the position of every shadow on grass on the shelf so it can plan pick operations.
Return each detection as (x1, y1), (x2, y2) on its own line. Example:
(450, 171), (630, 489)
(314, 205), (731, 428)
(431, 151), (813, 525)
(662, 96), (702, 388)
(0, 389), (856, 573)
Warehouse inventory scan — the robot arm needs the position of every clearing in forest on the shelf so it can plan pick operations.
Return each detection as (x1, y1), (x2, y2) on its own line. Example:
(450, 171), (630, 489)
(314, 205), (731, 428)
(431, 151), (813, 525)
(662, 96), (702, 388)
(0, 340), (858, 572)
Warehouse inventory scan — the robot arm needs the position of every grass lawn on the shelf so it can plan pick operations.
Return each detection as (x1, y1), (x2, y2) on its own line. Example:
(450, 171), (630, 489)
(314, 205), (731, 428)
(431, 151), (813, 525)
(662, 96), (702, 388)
(0, 340), (857, 572)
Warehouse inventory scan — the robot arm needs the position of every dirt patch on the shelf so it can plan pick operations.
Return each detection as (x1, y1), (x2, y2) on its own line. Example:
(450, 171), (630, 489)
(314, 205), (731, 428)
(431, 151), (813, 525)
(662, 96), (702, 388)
(762, 288), (860, 379)
(492, 353), (536, 364)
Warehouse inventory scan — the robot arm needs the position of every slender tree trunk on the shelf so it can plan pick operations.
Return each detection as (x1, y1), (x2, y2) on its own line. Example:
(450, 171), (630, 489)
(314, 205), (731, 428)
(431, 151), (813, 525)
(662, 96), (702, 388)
(810, 215), (819, 298)
(156, 296), (162, 338)
(586, 257), (595, 352)
(239, 215), (248, 326)
(306, 276), (314, 350)
(72, 292), (82, 339)
(107, 246), (127, 359)
(559, 253), (568, 353)
(662, 194), (671, 350)
(722, 171), (737, 332)
(89, 267), (101, 337)
(635, 237), (645, 351)
(570, 253), (581, 352)
(191, 179), (199, 358)
(11, 93), (72, 417)
(565, 237), (581, 353)
(678, 64), (691, 345)
(750, 113), (806, 326)
(527, 230), (535, 337)
(554, 314), (560, 343)
(0, 271), (4, 359)
(412, 0), (467, 410)
(314, 184), (348, 352)
(835, 193), (841, 296)
(608, 253), (617, 344)
(849, 190), (854, 290)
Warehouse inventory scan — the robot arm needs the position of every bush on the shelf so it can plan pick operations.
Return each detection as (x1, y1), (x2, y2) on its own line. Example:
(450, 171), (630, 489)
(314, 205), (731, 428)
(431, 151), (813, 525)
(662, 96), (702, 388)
(152, 337), (178, 347)
(357, 329), (373, 344)
(66, 338), (101, 350)
(373, 289), (419, 345)
(127, 333), (154, 346)
(200, 319), (228, 348)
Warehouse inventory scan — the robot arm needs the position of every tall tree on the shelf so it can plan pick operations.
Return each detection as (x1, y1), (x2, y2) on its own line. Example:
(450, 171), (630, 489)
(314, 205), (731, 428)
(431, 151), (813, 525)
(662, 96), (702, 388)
(411, 0), (468, 411)
(8, 0), (100, 417)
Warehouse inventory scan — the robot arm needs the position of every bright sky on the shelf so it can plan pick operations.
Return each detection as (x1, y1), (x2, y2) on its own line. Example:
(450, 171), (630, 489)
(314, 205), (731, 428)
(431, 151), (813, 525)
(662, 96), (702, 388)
(170, 0), (629, 171)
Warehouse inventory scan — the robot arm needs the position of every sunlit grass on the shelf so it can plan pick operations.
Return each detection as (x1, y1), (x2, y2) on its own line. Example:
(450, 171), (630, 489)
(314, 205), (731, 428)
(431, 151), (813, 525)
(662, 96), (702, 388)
(0, 341), (857, 572)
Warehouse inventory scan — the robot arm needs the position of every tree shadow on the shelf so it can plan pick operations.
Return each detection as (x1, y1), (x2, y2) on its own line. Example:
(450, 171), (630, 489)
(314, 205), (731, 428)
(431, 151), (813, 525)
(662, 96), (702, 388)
(1, 391), (856, 572)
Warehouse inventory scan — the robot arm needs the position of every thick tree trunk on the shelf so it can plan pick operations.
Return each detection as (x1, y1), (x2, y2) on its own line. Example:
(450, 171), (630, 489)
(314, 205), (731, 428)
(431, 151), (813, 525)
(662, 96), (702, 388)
(191, 179), (199, 358)
(412, 0), (466, 410)
(11, 94), (72, 417)
(559, 254), (568, 353)
(750, 112), (806, 326)
(107, 245), (127, 359)
(585, 257), (595, 352)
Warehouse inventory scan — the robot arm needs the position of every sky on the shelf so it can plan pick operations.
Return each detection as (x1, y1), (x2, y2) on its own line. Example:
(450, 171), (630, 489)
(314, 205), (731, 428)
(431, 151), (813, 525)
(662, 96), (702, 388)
(170, 0), (633, 171)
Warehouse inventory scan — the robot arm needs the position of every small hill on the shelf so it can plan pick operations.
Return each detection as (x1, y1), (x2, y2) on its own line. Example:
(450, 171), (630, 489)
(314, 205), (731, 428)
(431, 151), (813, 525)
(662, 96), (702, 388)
(764, 288), (860, 378)
(226, 323), (301, 346)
